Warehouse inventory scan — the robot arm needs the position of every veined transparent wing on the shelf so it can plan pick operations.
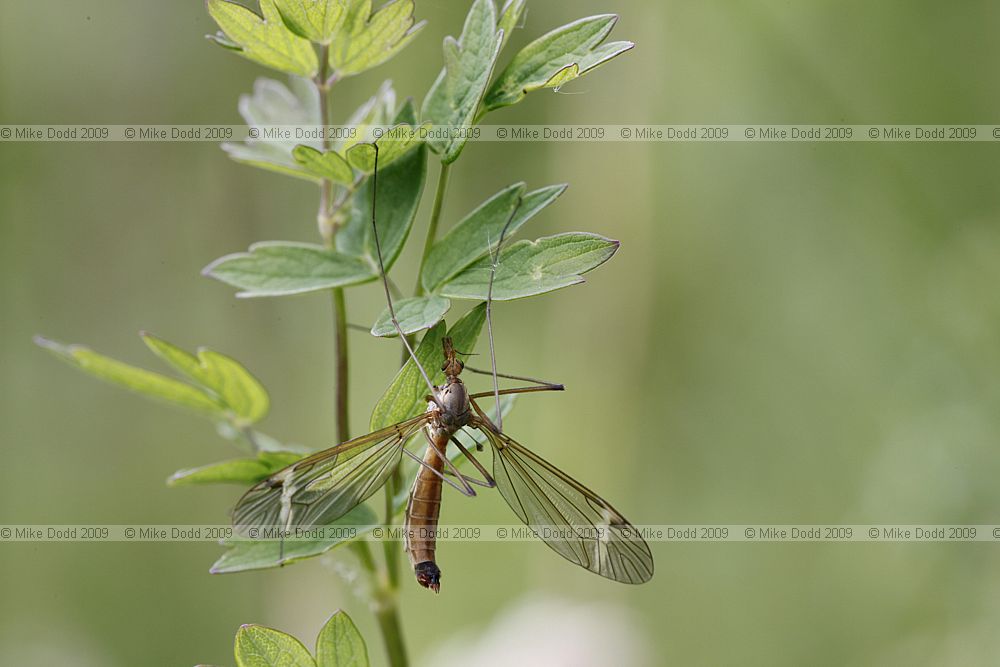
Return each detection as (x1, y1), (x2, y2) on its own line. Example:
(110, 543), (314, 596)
(481, 428), (654, 584)
(233, 414), (430, 534)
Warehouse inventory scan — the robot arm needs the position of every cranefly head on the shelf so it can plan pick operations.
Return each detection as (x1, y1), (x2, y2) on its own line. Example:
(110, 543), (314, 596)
(441, 337), (464, 379)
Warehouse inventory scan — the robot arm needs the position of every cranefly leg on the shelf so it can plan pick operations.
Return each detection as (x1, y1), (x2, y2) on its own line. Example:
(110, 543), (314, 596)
(483, 201), (521, 432)
(463, 365), (564, 391)
(469, 384), (565, 401)
(402, 430), (478, 497)
(368, 144), (440, 404)
(448, 435), (495, 488)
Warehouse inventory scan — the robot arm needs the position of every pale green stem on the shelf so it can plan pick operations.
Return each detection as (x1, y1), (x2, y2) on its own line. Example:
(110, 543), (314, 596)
(313, 44), (409, 667)
(413, 161), (451, 297)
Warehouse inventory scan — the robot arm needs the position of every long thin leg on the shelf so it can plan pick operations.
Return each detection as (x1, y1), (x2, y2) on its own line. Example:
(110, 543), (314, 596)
(463, 365), (564, 390)
(448, 436), (495, 488)
(368, 144), (440, 405)
(484, 199), (522, 432)
(469, 400), (500, 434)
(469, 384), (565, 400)
(403, 448), (477, 496)
(412, 429), (479, 497)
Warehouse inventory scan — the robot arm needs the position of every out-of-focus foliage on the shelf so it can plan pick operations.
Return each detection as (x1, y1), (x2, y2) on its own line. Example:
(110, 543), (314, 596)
(6, 1), (1000, 666)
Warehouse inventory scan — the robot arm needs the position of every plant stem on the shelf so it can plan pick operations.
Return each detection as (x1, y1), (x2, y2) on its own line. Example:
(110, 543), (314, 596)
(383, 474), (401, 589)
(314, 44), (408, 667)
(349, 539), (408, 667)
(317, 46), (335, 246)
(413, 161), (451, 297)
(330, 287), (350, 443)
(373, 595), (408, 667)
(316, 48), (351, 444)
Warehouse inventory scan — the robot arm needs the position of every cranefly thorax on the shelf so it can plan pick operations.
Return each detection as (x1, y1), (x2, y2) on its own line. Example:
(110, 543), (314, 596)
(429, 378), (471, 437)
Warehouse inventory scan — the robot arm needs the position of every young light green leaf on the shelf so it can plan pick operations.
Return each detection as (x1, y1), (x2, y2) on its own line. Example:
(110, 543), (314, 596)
(223, 77), (321, 181)
(316, 611), (369, 667)
(234, 624), (316, 667)
(274, 0), (346, 43)
(201, 350), (271, 422)
(141, 333), (270, 424)
(334, 79), (396, 154)
(207, 0), (319, 77)
(139, 333), (213, 389)
(420, 0), (503, 163)
(204, 242), (375, 297)
(168, 451), (303, 487)
(211, 505), (378, 573)
(370, 303), (487, 430)
(497, 0), (525, 52)
(420, 182), (567, 292)
(483, 14), (634, 111)
(328, 0), (425, 78)
(334, 142), (426, 272)
(370, 295), (451, 337)
(438, 233), (619, 300)
(292, 145), (355, 183)
(34, 337), (225, 417)
(344, 122), (428, 173)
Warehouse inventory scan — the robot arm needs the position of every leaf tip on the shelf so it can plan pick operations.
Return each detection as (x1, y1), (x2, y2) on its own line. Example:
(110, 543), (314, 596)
(33, 334), (55, 350)
(201, 255), (229, 279)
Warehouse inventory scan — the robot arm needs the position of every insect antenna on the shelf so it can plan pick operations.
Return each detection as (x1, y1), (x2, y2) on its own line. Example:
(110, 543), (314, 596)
(368, 143), (441, 402)
(484, 199), (522, 432)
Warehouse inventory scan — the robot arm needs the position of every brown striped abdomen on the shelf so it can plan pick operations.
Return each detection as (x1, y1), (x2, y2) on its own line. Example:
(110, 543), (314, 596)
(405, 433), (448, 592)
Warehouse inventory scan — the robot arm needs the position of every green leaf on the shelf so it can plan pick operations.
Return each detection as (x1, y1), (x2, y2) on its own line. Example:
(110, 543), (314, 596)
(420, 0), (503, 163)
(335, 80), (397, 154)
(223, 77), (321, 181)
(344, 122), (428, 173)
(142, 333), (270, 423)
(328, 0), (425, 77)
(438, 233), (619, 300)
(483, 14), (634, 111)
(420, 182), (566, 293)
(207, 0), (319, 77)
(211, 505), (378, 573)
(370, 295), (451, 337)
(292, 145), (355, 184)
(370, 303), (487, 430)
(168, 451), (303, 487)
(274, 0), (346, 43)
(316, 611), (369, 667)
(234, 624), (316, 667)
(199, 350), (270, 422)
(497, 0), (526, 52)
(204, 242), (375, 297)
(34, 337), (226, 417)
(334, 142), (426, 273)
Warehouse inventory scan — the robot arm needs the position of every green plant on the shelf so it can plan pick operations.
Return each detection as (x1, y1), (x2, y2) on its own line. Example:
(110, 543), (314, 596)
(37, 1), (632, 665)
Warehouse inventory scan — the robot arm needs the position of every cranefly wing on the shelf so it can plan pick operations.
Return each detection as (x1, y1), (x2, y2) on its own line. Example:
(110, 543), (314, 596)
(233, 414), (430, 534)
(482, 428), (654, 584)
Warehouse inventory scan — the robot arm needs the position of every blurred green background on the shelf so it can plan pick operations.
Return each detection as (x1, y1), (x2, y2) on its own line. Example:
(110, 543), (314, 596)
(4, 0), (1000, 665)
